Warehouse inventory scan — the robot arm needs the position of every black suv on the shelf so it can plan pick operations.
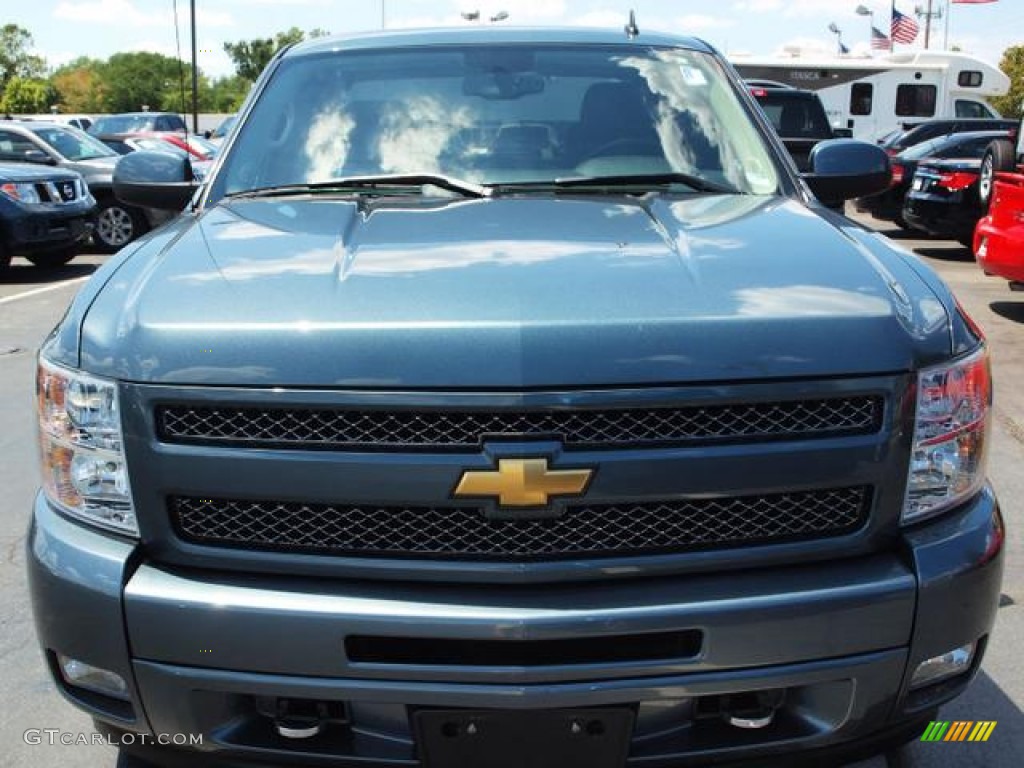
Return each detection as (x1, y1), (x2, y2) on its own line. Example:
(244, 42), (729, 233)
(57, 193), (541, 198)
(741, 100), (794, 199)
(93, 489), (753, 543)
(0, 162), (95, 270)
(750, 86), (846, 172)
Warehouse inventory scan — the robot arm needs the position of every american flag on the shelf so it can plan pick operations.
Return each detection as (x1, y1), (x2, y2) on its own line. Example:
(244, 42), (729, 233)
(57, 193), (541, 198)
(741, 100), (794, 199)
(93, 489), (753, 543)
(891, 8), (920, 44)
(871, 26), (891, 51)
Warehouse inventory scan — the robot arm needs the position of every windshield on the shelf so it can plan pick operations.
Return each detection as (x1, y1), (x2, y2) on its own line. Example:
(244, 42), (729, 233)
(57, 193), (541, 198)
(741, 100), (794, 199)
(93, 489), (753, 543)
(28, 125), (117, 161)
(900, 136), (946, 161)
(210, 44), (779, 200)
(90, 115), (155, 134)
(129, 138), (190, 157)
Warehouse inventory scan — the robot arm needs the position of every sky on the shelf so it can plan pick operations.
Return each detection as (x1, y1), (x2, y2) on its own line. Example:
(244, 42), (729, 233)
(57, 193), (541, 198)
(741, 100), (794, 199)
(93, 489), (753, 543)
(10, 0), (1023, 80)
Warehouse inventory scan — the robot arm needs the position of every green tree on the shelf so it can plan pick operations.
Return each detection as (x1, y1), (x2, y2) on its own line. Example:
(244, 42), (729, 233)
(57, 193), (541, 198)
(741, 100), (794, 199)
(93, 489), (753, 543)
(1, 76), (56, 113)
(207, 75), (251, 112)
(222, 37), (276, 82)
(51, 57), (107, 113)
(0, 24), (46, 88)
(991, 45), (1024, 119)
(100, 51), (187, 113)
(223, 27), (316, 82)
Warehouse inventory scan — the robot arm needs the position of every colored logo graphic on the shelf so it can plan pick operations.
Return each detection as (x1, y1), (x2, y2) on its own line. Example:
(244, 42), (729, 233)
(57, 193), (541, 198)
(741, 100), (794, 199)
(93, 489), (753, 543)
(921, 721), (997, 742)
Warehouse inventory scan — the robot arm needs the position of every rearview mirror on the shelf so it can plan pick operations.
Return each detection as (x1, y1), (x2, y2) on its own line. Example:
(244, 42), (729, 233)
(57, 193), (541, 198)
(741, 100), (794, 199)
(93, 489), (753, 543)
(802, 139), (890, 204)
(113, 151), (199, 211)
(463, 72), (545, 100)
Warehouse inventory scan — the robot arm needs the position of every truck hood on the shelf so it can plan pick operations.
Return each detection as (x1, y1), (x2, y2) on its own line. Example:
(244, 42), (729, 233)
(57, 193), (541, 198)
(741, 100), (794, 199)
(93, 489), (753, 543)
(79, 194), (952, 387)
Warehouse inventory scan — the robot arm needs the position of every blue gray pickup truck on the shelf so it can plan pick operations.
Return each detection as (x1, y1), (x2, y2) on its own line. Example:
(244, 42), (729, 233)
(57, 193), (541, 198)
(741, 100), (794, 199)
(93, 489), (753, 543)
(29, 27), (1003, 768)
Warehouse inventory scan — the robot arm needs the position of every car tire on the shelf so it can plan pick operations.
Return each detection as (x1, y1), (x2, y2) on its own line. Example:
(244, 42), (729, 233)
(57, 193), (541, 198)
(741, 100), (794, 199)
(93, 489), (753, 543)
(24, 246), (78, 268)
(94, 199), (148, 254)
(978, 139), (1015, 211)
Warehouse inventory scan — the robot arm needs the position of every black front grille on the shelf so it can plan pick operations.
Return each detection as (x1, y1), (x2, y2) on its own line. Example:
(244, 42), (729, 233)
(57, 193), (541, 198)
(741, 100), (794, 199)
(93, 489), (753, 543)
(157, 396), (882, 451)
(171, 487), (869, 561)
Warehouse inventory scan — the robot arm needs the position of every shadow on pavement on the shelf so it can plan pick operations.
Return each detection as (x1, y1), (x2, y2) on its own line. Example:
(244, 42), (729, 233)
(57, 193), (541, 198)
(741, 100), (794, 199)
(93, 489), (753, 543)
(876, 227), (922, 241)
(990, 302), (1024, 324)
(912, 246), (974, 263)
(1, 261), (99, 285)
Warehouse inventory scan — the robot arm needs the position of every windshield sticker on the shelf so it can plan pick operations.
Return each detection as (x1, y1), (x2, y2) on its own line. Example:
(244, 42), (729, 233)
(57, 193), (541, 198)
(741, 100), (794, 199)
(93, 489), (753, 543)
(679, 66), (707, 86)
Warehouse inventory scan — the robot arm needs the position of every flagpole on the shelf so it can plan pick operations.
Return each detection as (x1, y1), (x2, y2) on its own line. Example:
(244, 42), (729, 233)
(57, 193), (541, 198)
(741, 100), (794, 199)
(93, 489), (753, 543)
(890, 0), (896, 52)
(944, 0), (951, 50)
(924, 0), (933, 48)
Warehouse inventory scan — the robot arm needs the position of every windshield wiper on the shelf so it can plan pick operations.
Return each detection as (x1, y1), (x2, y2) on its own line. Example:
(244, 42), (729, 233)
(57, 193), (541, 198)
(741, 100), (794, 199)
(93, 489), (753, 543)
(227, 173), (492, 200)
(497, 173), (738, 195)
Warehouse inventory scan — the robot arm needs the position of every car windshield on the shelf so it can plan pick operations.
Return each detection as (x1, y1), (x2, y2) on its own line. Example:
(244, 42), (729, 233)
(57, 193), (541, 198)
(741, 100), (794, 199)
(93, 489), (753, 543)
(28, 125), (117, 161)
(212, 115), (237, 139)
(130, 138), (190, 157)
(211, 44), (779, 199)
(753, 95), (831, 139)
(90, 115), (154, 134)
(900, 136), (947, 161)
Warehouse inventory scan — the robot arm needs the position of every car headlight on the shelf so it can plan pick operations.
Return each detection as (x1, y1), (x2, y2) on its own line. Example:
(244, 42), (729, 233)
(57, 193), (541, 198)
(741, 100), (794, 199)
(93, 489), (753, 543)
(37, 359), (137, 536)
(1, 182), (42, 204)
(903, 346), (991, 525)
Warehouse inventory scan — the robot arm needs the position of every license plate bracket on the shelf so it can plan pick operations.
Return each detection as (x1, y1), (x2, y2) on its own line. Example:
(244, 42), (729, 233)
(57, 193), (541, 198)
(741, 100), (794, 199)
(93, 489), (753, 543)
(414, 708), (634, 768)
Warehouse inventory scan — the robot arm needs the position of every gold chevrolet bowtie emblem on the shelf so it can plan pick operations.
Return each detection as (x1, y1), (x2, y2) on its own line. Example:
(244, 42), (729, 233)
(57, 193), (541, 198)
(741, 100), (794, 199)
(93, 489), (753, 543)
(454, 458), (593, 507)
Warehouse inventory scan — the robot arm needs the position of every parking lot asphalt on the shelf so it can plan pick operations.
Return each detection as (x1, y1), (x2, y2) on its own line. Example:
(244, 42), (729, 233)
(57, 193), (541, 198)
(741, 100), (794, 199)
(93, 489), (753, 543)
(0, 213), (1021, 767)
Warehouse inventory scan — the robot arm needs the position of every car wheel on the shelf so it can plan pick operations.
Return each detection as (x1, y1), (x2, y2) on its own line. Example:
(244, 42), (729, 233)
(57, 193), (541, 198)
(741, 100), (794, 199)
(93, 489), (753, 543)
(94, 199), (148, 254)
(24, 246), (78, 268)
(978, 139), (1015, 211)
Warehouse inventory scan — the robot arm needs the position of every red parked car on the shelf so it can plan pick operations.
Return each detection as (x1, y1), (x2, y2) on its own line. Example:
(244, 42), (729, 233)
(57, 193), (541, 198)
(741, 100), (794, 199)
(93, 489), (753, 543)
(974, 120), (1024, 290)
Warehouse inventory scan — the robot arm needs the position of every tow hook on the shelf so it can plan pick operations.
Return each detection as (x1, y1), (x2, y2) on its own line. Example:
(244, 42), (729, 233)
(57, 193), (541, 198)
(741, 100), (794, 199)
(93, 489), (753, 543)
(274, 698), (331, 739)
(715, 689), (787, 730)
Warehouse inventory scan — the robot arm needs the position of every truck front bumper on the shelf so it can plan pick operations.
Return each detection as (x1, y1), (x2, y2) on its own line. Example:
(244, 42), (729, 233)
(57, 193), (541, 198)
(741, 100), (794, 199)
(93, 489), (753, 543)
(28, 487), (1004, 767)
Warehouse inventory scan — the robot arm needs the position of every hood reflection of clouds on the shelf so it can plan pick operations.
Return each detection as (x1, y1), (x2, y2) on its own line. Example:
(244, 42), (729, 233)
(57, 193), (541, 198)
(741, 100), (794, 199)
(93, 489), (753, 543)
(735, 285), (891, 318)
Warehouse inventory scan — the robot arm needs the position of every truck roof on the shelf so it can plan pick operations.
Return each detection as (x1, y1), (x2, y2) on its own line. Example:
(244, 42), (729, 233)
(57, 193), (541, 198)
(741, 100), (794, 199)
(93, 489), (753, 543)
(289, 26), (715, 57)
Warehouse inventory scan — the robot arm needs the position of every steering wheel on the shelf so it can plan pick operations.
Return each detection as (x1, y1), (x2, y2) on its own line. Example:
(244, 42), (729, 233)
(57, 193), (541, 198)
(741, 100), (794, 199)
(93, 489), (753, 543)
(579, 138), (663, 162)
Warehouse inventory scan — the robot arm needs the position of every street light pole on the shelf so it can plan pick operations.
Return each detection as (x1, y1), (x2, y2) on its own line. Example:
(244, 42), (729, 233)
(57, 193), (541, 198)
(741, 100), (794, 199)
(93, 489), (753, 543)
(190, 0), (198, 134)
(855, 5), (873, 54)
(828, 22), (844, 56)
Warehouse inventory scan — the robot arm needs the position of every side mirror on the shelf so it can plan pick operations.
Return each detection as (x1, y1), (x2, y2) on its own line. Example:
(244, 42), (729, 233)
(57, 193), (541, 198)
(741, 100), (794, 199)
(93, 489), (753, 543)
(801, 139), (890, 204)
(113, 151), (199, 211)
(24, 149), (55, 165)
(203, 129), (212, 139)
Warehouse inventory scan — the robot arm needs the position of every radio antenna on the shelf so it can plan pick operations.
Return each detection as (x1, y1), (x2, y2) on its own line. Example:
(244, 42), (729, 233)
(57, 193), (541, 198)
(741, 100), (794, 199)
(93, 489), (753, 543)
(625, 10), (639, 39)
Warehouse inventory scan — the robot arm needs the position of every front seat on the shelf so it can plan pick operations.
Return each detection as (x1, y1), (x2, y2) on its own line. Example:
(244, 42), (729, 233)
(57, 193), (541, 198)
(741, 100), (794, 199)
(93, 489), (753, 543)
(570, 81), (661, 163)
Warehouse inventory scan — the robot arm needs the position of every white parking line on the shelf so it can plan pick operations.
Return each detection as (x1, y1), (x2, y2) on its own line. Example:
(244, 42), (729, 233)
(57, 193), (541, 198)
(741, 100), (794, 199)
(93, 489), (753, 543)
(0, 276), (90, 307)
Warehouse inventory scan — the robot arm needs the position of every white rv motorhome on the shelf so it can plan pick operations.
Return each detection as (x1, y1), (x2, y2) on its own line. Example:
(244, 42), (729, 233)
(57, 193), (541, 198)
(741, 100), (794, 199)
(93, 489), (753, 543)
(730, 50), (1009, 142)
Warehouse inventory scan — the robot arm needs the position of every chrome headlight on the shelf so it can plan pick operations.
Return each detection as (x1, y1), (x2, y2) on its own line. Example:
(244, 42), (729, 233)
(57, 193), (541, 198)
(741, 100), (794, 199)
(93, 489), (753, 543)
(37, 359), (137, 536)
(902, 346), (991, 525)
(1, 182), (42, 204)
